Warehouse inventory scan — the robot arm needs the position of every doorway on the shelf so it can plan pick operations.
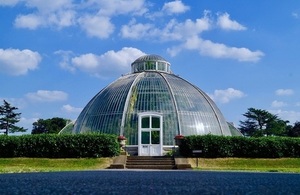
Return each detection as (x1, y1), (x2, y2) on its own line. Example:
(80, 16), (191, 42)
(138, 113), (163, 156)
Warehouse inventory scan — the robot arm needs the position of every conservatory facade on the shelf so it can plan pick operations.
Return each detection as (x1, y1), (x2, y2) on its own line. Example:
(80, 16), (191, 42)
(72, 54), (239, 156)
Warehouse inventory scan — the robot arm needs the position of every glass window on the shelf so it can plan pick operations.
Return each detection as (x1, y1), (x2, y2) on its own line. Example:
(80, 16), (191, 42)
(151, 130), (160, 144)
(138, 63), (144, 71)
(158, 62), (165, 71)
(145, 61), (156, 70)
(142, 117), (149, 128)
(152, 116), (160, 128)
(142, 131), (150, 144)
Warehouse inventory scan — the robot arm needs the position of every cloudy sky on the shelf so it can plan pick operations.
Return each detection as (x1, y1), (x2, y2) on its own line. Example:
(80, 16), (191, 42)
(1, 0), (300, 133)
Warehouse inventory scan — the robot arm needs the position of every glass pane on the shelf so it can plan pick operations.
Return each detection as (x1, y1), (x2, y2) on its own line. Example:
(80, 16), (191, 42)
(142, 131), (150, 144)
(158, 62), (165, 71)
(152, 117), (160, 128)
(151, 131), (160, 144)
(142, 117), (149, 128)
(145, 61), (156, 70)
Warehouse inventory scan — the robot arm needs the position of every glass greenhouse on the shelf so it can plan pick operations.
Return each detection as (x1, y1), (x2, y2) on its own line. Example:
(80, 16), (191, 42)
(73, 54), (240, 156)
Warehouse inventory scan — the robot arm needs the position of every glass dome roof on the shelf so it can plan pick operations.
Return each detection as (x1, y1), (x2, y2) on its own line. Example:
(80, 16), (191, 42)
(73, 54), (233, 145)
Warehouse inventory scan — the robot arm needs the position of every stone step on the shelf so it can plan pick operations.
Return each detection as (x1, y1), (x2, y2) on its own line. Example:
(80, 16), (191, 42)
(126, 156), (176, 170)
(127, 158), (174, 162)
(127, 156), (174, 160)
(126, 161), (175, 165)
(126, 164), (176, 170)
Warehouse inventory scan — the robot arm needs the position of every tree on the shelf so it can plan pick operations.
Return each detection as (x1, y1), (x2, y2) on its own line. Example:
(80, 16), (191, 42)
(287, 121), (300, 137)
(239, 108), (289, 137)
(31, 117), (70, 134)
(0, 100), (26, 135)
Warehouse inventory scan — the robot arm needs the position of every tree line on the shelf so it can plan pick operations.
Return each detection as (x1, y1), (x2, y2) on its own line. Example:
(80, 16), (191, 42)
(239, 108), (300, 137)
(0, 100), (69, 135)
(0, 100), (300, 137)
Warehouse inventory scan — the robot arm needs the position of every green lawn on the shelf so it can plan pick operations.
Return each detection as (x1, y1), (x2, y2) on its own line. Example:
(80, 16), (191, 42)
(0, 158), (112, 173)
(0, 158), (300, 173)
(189, 158), (300, 173)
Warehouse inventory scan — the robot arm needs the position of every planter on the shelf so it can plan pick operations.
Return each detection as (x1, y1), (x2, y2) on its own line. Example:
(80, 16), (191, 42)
(174, 135), (184, 145)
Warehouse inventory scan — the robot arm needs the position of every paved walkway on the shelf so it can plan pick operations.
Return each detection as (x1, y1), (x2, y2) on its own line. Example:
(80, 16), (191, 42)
(0, 170), (299, 194)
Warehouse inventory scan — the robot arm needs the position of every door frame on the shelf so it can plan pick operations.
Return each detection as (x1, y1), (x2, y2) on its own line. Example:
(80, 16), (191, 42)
(138, 112), (163, 156)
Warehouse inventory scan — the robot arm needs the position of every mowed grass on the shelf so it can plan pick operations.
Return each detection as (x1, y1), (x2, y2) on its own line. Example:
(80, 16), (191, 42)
(189, 158), (300, 173)
(0, 158), (113, 173)
(0, 158), (300, 173)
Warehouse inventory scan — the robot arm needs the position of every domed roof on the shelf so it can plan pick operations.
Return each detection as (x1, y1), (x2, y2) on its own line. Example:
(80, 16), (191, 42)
(73, 54), (233, 146)
(132, 54), (168, 64)
(131, 54), (171, 73)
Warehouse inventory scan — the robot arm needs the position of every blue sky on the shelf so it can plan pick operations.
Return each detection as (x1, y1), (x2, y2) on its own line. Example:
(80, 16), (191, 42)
(1, 0), (300, 133)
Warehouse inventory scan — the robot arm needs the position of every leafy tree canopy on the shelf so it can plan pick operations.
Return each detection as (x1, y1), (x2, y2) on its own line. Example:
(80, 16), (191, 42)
(31, 117), (71, 134)
(0, 100), (26, 135)
(287, 121), (300, 137)
(239, 108), (289, 137)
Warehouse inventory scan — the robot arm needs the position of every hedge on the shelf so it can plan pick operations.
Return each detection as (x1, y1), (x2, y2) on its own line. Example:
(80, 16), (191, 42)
(0, 134), (120, 158)
(179, 135), (300, 158)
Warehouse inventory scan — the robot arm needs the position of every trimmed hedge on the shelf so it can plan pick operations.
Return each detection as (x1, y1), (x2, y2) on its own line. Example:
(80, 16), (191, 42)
(0, 134), (120, 158)
(179, 135), (300, 158)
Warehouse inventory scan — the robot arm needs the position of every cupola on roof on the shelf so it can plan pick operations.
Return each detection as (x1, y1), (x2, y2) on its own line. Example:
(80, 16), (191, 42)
(131, 54), (171, 73)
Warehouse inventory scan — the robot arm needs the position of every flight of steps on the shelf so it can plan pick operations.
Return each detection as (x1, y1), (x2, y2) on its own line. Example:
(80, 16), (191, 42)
(126, 156), (176, 170)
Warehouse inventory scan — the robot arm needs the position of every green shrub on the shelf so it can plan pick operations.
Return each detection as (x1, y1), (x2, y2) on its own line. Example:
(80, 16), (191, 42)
(0, 134), (119, 158)
(179, 135), (300, 158)
(0, 135), (19, 157)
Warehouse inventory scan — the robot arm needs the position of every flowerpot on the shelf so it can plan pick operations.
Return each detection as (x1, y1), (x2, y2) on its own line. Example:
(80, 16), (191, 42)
(175, 138), (183, 146)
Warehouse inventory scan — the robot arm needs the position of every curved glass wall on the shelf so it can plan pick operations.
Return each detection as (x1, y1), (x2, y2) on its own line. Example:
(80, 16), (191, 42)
(73, 74), (138, 134)
(123, 72), (178, 145)
(163, 74), (231, 136)
(73, 54), (233, 146)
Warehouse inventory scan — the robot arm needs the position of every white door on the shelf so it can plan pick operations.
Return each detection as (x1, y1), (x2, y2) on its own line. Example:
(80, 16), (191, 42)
(138, 114), (163, 156)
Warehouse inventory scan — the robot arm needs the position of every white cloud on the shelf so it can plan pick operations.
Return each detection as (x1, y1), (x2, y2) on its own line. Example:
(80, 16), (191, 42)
(24, 0), (73, 13)
(121, 10), (263, 62)
(121, 13), (212, 41)
(270, 109), (300, 124)
(26, 90), (68, 102)
(15, 11), (76, 30)
(14, 0), (75, 29)
(120, 19), (154, 39)
(78, 15), (114, 38)
(54, 50), (76, 72)
(94, 0), (147, 16)
(162, 0), (190, 15)
(69, 47), (145, 78)
(217, 12), (247, 31)
(275, 89), (294, 96)
(74, 0), (147, 36)
(62, 104), (82, 113)
(12, 0), (146, 33)
(9, 2), (264, 62)
(271, 100), (287, 108)
(209, 88), (246, 104)
(15, 13), (44, 29)
(0, 0), (20, 6)
(0, 48), (41, 75)
(47, 10), (76, 28)
(72, 53), (99, 71)
(163, 16), (211, 40)
(181, 36), (264, 62)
